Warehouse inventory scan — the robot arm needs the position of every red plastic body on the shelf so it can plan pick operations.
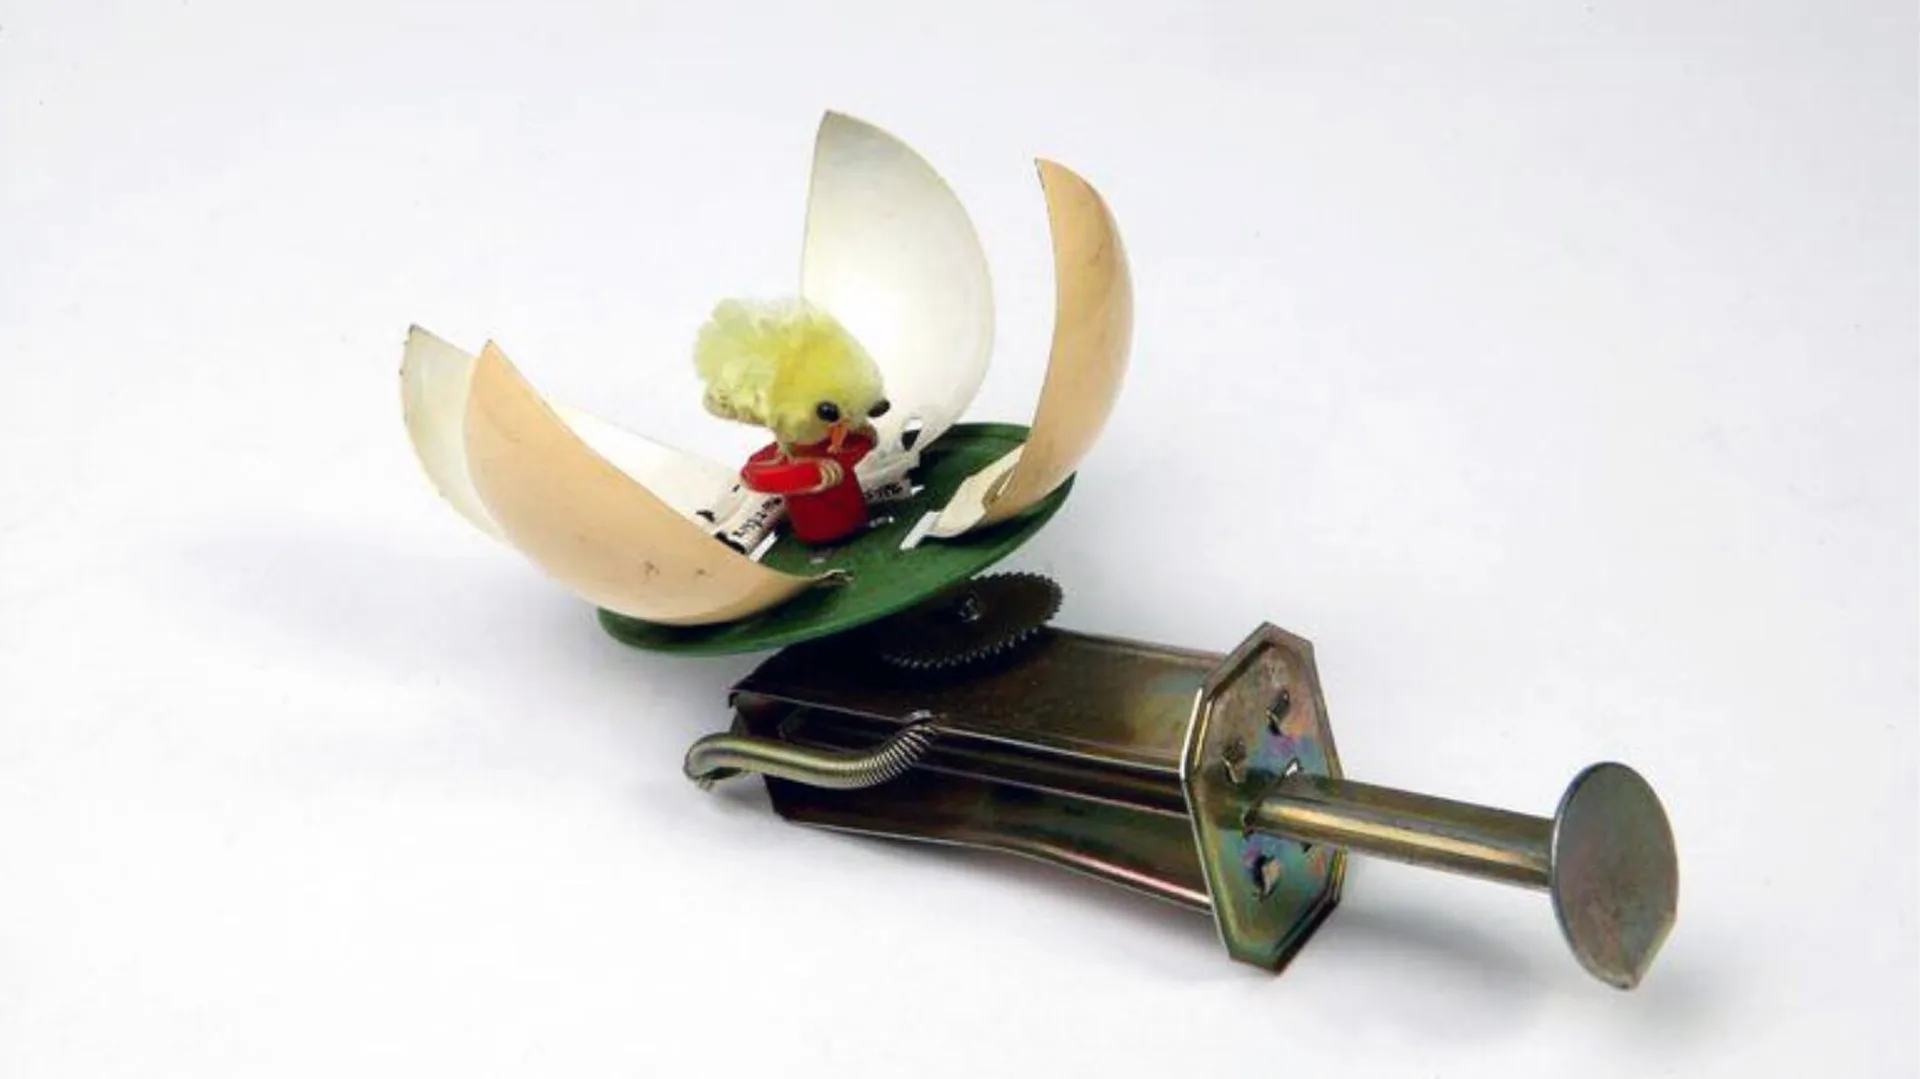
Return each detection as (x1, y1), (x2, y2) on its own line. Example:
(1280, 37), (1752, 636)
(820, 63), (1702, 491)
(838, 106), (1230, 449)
(740, 432), (875, 545)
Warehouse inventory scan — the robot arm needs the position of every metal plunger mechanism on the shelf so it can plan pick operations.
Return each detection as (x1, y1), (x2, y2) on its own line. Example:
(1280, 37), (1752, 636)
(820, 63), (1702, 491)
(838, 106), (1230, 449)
(1246, 762), (1676, 988)
(687, 618), (1678, 989)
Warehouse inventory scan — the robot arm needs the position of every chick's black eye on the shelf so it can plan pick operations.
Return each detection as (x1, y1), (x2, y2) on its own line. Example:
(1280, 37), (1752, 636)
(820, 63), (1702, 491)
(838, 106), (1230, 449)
(868, 398), (891, 418)
(815, 402), (841, 423)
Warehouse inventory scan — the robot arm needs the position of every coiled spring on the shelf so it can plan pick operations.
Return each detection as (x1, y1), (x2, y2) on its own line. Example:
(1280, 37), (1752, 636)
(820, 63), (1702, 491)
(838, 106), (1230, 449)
(683, 721), (939, 791)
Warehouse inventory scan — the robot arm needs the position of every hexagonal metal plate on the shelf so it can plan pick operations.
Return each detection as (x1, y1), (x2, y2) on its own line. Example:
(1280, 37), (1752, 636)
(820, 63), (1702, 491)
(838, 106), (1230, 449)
(1181, 624), (1345, 970)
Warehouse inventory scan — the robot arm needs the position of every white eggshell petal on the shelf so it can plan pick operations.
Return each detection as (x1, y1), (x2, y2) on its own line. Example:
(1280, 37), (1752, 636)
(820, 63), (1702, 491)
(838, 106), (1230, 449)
(403, 328), (738, 526)
(462, 343), (821, 626)
(801, 111), (994, 454)
(550, 404), (737, 520)
(929, 159), (1133, 538)
(401, 325), (502, 537)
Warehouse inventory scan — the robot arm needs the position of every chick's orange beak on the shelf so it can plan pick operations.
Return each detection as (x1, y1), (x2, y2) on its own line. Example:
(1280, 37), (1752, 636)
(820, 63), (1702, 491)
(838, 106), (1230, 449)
(827, 421), (849, 454)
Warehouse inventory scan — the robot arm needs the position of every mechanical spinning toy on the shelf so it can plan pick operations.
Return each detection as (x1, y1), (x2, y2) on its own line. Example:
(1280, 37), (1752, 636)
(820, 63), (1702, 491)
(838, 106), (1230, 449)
(400, 112), (1679, 989)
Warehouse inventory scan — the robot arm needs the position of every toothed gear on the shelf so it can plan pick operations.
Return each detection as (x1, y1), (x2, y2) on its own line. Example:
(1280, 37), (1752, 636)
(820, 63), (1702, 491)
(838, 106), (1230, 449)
(869, 573), (1062, 671)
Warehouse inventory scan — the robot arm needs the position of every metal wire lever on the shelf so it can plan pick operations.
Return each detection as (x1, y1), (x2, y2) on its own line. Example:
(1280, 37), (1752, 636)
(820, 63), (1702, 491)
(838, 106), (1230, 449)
(684, 722), (938, 790)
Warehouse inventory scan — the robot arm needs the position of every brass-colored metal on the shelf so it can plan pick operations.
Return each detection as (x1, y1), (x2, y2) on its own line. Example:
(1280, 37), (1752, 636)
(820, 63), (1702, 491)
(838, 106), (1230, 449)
(684, 722), (938, 790)
(698, 622), (1678, 988)
(1181, 624), (1344, 970)
(1250, 763), (1679, 989)
(728, 629), (1213, 908)
(1249, 775), (1553, 889)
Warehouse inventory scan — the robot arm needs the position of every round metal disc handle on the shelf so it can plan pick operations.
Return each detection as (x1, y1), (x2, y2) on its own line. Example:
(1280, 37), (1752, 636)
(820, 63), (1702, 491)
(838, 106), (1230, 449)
(1549, 763), (1679, 989)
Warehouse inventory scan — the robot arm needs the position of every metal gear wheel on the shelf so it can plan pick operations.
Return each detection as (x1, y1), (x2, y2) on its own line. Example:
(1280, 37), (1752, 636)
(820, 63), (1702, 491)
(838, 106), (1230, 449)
(868, 572), (1063, 671)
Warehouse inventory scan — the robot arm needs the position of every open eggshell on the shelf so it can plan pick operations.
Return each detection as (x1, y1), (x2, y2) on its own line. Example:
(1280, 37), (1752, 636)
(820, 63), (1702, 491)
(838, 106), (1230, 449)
(801, 111), (994, 456)
(461, 343), (823, 626)
(401, 329), (820, 626)
(402, 326), (736, 524)
(928, 159), (1133, 538)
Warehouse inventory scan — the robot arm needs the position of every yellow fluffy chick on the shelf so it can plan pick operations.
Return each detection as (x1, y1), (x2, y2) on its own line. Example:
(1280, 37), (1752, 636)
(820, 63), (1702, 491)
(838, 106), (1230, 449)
(693, 297), (890, 451)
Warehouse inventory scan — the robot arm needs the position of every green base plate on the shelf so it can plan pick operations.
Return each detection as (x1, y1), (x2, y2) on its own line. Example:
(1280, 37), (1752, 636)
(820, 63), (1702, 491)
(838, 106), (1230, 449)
(597, 422), (1070, 656)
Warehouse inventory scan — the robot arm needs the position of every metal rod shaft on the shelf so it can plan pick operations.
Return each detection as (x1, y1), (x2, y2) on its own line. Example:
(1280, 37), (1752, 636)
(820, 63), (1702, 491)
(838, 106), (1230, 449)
(1248, 773), (1554, 889)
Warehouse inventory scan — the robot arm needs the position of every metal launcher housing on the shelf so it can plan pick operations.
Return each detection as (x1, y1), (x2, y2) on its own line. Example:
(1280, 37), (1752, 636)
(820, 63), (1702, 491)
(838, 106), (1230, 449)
(712, 622), (1679, 986)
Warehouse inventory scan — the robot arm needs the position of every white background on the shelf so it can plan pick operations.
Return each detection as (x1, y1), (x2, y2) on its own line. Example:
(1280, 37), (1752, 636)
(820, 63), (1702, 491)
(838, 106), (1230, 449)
(3, 1), (1914, 1075)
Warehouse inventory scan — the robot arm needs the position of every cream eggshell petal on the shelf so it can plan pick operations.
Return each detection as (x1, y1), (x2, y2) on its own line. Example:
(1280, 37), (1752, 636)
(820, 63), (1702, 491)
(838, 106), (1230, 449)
(928, 160), (1132, 538)
(801, 111), (994, 455)
(462, 342), (820, 626)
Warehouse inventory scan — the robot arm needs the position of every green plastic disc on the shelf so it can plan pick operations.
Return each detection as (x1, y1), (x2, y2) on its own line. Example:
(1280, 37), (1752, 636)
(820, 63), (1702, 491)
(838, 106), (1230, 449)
(597, 422), (1070, 656)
